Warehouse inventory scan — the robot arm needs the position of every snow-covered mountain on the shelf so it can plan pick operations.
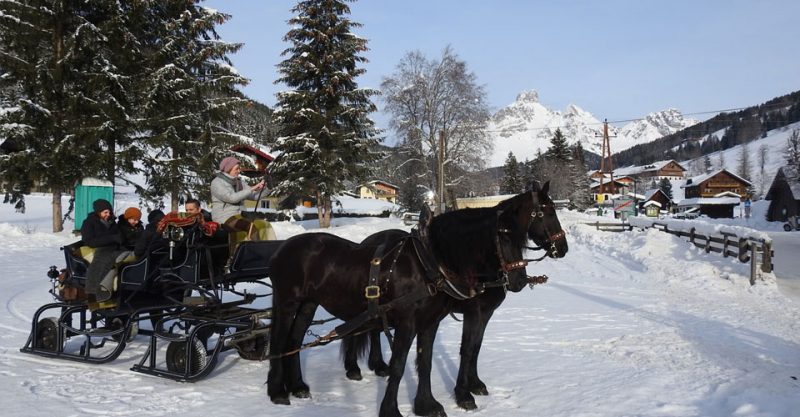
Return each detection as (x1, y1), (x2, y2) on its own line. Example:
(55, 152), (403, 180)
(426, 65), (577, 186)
(487, 90), (698, 167)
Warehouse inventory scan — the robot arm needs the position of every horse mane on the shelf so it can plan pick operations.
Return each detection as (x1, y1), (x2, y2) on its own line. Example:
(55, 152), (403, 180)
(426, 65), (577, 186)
(427, 207), (506, 279)
(427, 208), (494, 276)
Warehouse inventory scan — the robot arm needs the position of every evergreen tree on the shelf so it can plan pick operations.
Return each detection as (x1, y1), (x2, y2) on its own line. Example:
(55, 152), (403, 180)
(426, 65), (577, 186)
(137, 2), (249, 210)
(568, 142), (592, 209)
(271, 0), (380, 228)
(546, 128), (571, 162)
(703, 154), (712, 172)
(501, 152), (521, 194)
(658, 178), (673, 200)
(0, 0), (141, 231)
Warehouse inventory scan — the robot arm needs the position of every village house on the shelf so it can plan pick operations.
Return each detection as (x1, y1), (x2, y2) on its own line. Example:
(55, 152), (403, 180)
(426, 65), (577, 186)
(677, 169), (751, 218)
(765, 164), (800, 222)
(613, 160), (687, 182)
(356, 180), (398, 204)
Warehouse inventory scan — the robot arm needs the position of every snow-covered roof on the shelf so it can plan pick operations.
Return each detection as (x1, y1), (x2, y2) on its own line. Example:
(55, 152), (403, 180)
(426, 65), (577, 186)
(80, 177), (113, 187)
(681, 169), (752, 188)
(781, 164), (800, 199)
(364, 180), (399, 189)
(678, 197), (741, 207)
(614, 160), (684, 177)
(643, 200), (662, 208)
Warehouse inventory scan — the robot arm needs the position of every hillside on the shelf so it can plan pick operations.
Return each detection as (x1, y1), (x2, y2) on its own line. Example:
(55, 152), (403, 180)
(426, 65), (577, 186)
(613, 90), (800, 169)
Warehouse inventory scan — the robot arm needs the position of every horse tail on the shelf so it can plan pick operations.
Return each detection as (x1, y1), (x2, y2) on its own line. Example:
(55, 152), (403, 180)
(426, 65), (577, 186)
(340, 332), (370, 363)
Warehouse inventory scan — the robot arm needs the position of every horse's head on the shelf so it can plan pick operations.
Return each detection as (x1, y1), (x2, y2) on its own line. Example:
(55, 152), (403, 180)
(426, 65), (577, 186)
(526, 181), (568, 258)
(493, 201), (533, 293)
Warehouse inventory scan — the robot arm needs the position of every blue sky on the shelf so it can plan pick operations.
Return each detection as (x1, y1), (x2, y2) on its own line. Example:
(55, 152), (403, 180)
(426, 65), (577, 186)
(205, 0), (799, 132)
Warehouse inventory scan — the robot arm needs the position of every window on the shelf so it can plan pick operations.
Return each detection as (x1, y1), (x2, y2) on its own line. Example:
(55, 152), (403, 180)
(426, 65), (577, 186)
(260, 200), (270, 209)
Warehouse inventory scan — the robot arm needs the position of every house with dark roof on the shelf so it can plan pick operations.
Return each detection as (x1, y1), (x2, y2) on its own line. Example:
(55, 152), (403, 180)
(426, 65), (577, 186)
(765, 164), (800, 222)
(678, 169), (751, 218)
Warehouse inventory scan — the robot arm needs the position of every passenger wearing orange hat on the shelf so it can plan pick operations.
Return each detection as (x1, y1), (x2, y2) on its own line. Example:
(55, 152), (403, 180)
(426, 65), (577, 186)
(118, 207), (144, 250)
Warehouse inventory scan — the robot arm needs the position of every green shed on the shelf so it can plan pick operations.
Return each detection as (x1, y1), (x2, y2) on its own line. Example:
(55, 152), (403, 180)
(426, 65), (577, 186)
(74, 177), (114, 231)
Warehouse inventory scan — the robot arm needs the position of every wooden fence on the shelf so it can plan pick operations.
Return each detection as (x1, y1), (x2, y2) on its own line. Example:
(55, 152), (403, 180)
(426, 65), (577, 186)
(583, 221), (633, 232)
(585, 221), (773, 285)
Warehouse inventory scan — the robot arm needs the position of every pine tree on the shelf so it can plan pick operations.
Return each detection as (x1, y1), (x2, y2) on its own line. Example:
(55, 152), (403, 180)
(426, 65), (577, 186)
(568, 142), (592, 209)
(703, 154), (712, 172)
(271, 0), (380, 228)
(658, 178), (673, 200)
(546, 128), (571, 162)
(501, 152), (521, 194)
(137, 2), (249, 210)
(0, 0), (141, 231)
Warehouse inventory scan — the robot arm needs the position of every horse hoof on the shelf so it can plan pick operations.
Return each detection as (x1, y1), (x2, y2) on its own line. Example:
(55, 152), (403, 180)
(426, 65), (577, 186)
(270, 396), (290, 405)
(373, 367), (389, 377)
(346, 370), (363, 381)
(292, 388), (311, 399)
(457, 399), (478, 410)
(414, 401), (447, 417)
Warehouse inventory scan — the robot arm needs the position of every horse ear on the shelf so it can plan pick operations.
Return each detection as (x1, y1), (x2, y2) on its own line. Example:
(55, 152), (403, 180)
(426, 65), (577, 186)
(541, 180), (550, 195)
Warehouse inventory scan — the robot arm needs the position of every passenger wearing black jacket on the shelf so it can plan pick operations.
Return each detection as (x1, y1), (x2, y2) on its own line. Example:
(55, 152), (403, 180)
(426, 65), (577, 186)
(81, 199), (124, 302)
(134, 209), (166, 259)
(118, 207), (144, 250)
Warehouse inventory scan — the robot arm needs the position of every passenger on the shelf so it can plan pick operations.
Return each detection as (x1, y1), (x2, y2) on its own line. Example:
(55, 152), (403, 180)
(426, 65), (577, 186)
(210, 156), (266, 241)
(118, 207), (144, 250)
(134, 209), (166, 259)
(81, 199), (124, 303)
(185, 198), (212, 222)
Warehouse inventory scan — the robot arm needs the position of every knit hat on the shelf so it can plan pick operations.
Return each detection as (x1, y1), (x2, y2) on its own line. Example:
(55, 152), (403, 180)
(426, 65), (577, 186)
(147, 209), (165, 225)
(219, 156), (240, 173)
(92, 199), (113, 214)
(124, 207), (142, 221)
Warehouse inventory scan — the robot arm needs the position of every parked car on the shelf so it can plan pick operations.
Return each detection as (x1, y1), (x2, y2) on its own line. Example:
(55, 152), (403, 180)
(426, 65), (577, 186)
(402, 211), (420, 226)
(673, 207), (700, 219)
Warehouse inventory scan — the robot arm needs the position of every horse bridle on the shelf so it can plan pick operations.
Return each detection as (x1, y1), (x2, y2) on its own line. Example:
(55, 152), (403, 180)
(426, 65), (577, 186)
(482, 195), (566, 292)
(525, 197), (566, 259)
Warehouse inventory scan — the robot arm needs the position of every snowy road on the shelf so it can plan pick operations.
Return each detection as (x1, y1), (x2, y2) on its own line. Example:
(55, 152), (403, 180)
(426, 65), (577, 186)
(2, 209), (800, 417)
(766, 231), (800, 300)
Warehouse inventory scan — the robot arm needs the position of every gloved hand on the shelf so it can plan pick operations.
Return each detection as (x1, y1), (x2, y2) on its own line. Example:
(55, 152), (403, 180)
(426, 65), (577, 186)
(202, 221), (219, 236)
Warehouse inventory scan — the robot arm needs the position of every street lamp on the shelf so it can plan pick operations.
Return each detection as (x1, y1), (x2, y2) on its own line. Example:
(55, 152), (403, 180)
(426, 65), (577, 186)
(633, 179), (640, 216)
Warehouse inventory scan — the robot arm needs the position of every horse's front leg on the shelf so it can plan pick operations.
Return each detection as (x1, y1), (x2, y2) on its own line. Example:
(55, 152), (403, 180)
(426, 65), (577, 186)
(268, 299), (299, 405)
(413, 320), (445, 417)
(286, 301), (319, 398)
(454, 305), (494, 410)
(379, 322), (415, 417)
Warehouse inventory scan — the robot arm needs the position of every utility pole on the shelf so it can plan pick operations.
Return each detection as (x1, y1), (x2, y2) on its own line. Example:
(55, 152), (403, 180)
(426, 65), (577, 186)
(596, 119), (617, 204)
(438, 130), (446, 215)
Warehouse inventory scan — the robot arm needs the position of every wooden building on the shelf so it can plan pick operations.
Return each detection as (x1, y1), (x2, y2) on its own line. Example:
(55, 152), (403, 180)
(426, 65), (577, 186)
(640, 188), (671, 212)
(765, 164), (800, 221)
(682, 169), (751, 199)
(356, 180), (398, 204)
(613, 160), (687, 181)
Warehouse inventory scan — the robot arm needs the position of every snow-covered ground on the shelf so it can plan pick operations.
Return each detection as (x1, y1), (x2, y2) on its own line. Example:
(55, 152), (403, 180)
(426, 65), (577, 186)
(2, 195), (800, 417)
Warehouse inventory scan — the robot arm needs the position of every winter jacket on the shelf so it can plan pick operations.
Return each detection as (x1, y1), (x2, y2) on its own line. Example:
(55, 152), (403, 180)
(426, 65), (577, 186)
(210, 172), (261, 223)
(80, 213), (122, 249)
(134, 222), (167, 259)
(118, 214), (144, 250)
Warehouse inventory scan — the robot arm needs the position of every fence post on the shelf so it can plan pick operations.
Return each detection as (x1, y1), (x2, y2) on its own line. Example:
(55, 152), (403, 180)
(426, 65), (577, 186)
(761, 241), (773, 273)
(738, 238), (750, 263)
(722, 234), (729, 258)
(689, 227), (695, 244)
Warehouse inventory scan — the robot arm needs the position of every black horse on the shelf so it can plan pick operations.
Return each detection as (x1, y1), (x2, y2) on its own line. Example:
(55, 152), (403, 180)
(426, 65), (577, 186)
(266, 191), (535, 417)
(342, 182), (568, 410)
